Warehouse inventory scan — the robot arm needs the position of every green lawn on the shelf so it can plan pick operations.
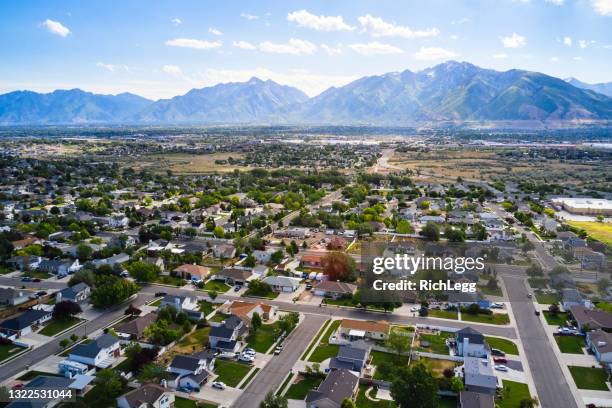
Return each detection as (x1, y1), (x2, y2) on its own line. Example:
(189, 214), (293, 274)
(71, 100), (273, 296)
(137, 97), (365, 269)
(428, 309), (458, 320)
(308, 320), (341, 362)
(239, 367), (260, 390)
(371, 351), (408, 380)
(543, 311), (569, 326)
(323, 297), (356, 307)
(485, 336), (519, 355)
(528, 278), (549, 289)
(209, 312), (230, 323)
(198, 300), (216, 315)
(155, 275), (184, 286)
(391, 325), (415, 335)
(416, 332), (453, 355)
(0, 343), (27, 362)
(478, 284), (503, 297)
(355, 385), (396, 408)
(555, 335), (585, 354)
(439, 396), (458, 408)
(301, 319), (330, 360)
(596, 302), (612, 313)
(497, 380), (532, 408)
(176, 327), (211, 352)
(247, 322), (281, 353)
(175, 397), (217, 408)
(23, 271), (51, 279)
(214, 359), (252, 387)
(149, 299), (162, 306)
(243, 288), (279, 299)
(536, 292), (560, 305)
(284, 375), (324, 400)
(461, 312), (510, 325)
(83, 383), (129, 408)
(203, 280), (230, 293)
(569, 366), (610, 390)
(39, 317), (83, 336)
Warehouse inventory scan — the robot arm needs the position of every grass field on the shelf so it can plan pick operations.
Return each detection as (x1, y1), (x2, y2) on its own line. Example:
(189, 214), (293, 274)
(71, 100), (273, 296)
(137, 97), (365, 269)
(543, 311), (569, 326)
(428, 309), (459, 320)
(154, 275), (184, 286)
(308, 320), (341, 362)
(301, 319), (330, 360)
(554, 335), (585, 354)
(416, 332), (453, 355)
(0, 343), (27, 362)
(485, 336), (519, 355)
(284, 375), (324, 400)
(415, 357), (461, 378)
(214, 360), (252, 387)
(535, 292), (559, 305)
(568, 365), (610, 390)
(371, 351), (409, 380)
(528, 278), (549, 289)
(247, 322), (281, 353)
(198, 300), (216, 316)
(39, 317), (83, 336)
(130, 152), (246, 174)
(355, 385), (397, 408)
(497, 380), (532, 408)
(461, 312), (510, 325)
(175, 397), (217, 408)
(202, 280), (231, 293)
(566, 221), (612, 247)
(596, 302), (612, 313)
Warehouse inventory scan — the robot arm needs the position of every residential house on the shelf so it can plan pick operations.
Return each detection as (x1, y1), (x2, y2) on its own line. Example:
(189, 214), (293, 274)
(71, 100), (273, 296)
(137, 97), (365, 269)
(461, 357), (497, 395)
(6, 255), (43, 271)
(117, 383), (175, 408)
(215, 267), (253, 286)
(586, 330), (612, 364)
(253, 249), (276, 264)
(570, 305), (612, 332)
(219, 300), (276, 321)
(6, 376), (79, 408)
(275, 227), (311, 239)
(208, 315), (248, 352)
(305, 369), (359, 408)
(91, 253), (130, 268)
(313, 281), (357, 299)
(0, 308), (52, 338)
(329, 344), (370, 373)
(143, 256), (165, 272)
(261, 275), (301, 292)
(10, 235), (41, 250)
(159, 295), (203, 320)
(173, 264), (209, 281)
(38, 259), (81, 276)
(338, 319), (390, 341)
(109, 214), (129, 229)
(56, 283), (91, 303)
(166, 352), (215, 391)
(562, 288), (590, 310)
(68, 333), (121, 368)
(0, 287), (35, 306)
(115, 313), (157, 340)
(459, 390), (495, 408)
(211, 244), (236, 259)
(456, 327), (489, 358)
(300, 252), (326, 269)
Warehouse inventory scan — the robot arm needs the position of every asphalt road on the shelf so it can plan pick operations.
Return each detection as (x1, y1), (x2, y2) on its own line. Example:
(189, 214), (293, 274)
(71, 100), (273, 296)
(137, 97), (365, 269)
(0, 292), (152, 383)
(232, 313), (328, 408)
(502, 275), (578, 408)
(0, 276), (68, 290)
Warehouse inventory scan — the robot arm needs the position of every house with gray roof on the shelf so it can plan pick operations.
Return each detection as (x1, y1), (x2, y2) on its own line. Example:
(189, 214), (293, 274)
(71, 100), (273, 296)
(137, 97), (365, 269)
(166, 352), (215, 391)
(461, 357), (498, 395)
(56, 283), (90, 303)
(306, 369), (359, 408)
(0, 287), (35, 306)
(329, 344), (370, 373)
(0, 308), (51, 338)
(68, 333), (120, 368)
(117, 383), (174, 408)
(208, 315), (248, 352)
(456, 327), (489, 358)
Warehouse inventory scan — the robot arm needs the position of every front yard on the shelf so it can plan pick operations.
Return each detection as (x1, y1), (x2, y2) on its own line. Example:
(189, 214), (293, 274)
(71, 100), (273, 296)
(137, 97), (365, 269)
(554, 335), (585, 354)
(428, 309), (459, 320)
(543, 311), (569, 326)
(213, 359), (252, 387)
(496, 380), (532, 408)
(485, 336), (519, 355)
(535, 292), (560, 305)
(247, 322), (281, 353)
(461, 311), (510, 325)
(308, 319), (341, 362)
(39, 317), (84, 336)
(0, 343), (27, 362)
(568, 365), (610, 390)
(202, 280), (231, 293)
(284, 375), (324, 400)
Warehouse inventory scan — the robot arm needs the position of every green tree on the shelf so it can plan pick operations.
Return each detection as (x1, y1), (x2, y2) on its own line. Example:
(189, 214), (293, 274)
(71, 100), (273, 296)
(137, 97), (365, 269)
(420, 222), (440, 241)
(59, 338), (70, 348)
(75, 244), (93, 261)
(251, 312), (262, 332)
(450, 376), (464, 393)
(390, 363), (439, 408)
(260, 392), (288, 408)
(385, 331), (410, 356)
(340, 399), (357, 408)
(396, 219), (414, 234)
(213, 225), (225, 238)
(127, 261), (160, 282)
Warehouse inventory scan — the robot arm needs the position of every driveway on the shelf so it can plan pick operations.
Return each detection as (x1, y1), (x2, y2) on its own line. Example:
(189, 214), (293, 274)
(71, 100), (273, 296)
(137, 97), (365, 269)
(232, 313), (328, 408)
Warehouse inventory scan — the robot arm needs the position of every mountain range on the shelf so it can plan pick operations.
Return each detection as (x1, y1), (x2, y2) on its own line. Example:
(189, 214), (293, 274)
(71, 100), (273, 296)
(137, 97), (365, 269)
(1, 61), (611, 125)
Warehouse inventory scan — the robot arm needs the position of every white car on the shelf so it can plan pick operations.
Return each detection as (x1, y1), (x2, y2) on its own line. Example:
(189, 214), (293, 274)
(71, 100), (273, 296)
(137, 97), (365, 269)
(212, 381), (226, 390)
(239, 354), (255, 363)
(494, 365), (508, 372)
(410, 306), (420, 312)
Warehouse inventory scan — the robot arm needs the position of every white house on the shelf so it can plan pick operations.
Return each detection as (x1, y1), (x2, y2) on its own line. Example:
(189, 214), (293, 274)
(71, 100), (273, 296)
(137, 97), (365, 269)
(117, 384), (174, 408)
(261, 275), (301, 292)
(68, 333), (121, 368)
(455, 327), (489, 358)
(109, 214), (129, 228)
(166, 352), (215, 391)
(587, 330), (612, 364)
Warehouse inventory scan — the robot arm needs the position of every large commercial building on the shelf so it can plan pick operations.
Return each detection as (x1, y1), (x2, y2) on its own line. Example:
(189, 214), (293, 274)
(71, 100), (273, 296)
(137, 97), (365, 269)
(553, 197), (612, 216)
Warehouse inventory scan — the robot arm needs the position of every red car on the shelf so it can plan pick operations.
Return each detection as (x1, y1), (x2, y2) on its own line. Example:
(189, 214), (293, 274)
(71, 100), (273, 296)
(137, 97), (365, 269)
(493, 357), (507, 364)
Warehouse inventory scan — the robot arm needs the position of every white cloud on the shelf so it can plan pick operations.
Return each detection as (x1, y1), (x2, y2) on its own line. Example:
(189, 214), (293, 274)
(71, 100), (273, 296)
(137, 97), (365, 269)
(41, 19), (71, 37)
(96, 62), (129, 73)
(259, 38), (317, 55)
(161, 65), (193, 82)
(563, 36), (572, 46)
(349, 41), (403, 56)
(320, 43), (343, 55)
(573, 56), (583, 60)
(550, 56), (560, 62)
(591, 0), (612, 15)
(208, 27), (223, 36)
(240, 13), (259, 20)
(492, 53), (508, 59)
(287, 10), (354, 31)
(357, 14), (439, 38)
(451, 18), (470, 25)
(200, 67), (357, 96)
(449, 35), (459, 40)
(233, 40), (256, 50)
(165, 38), (222, 50)
(501, 32), (526, 48)
(171, 18), (182, 25)
(579, 40), (591, 48)
(545, 0), (564, 5)
(414, 46), (458, 60)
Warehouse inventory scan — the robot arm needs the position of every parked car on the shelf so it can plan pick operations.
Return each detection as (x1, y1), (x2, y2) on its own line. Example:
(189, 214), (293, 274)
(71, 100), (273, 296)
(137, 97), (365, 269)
(244, 348), (255, 354)
(526, 293), (533, 299)
(212, 381), (226, 390)
(305, 284), (313, 290)
(490, 302), (504, 309)
(32, 278), (41, 282)
(154, 292), (167, 297)
(491, 349), (506, 357)
(36, 291), (47, 296)
(238, 354), (254, 363)
(234, 285), (242, 292)
(494, 364), (508, 372)
(493, 357), (508, 364)
(21, 276), (32, 282)
(534, 311), (540, 316)
(274, 347), (282, 355)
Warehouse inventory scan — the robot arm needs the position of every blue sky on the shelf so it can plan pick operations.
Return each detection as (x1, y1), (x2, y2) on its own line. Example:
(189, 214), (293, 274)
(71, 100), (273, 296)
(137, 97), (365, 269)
(0, 0), (610, 99)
